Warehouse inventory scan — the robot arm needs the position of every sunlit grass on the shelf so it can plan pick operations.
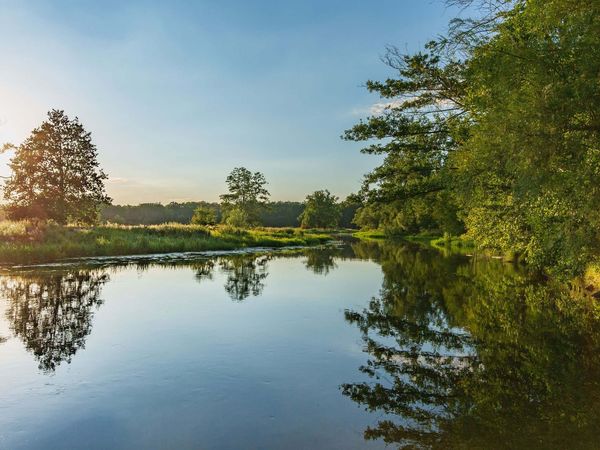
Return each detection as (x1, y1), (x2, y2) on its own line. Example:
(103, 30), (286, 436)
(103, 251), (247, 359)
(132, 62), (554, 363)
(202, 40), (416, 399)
(0, 221), (332, 264)
(584, 263), (600, 290)
(352, 229), (386, 240)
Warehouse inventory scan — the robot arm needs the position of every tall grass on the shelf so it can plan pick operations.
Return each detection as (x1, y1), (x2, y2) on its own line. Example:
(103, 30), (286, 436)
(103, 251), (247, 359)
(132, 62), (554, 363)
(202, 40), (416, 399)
(0, 221), (331, 265)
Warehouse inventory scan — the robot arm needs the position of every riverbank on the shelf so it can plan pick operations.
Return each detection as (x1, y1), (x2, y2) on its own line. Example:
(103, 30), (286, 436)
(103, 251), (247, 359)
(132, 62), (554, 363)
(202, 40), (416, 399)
(0, 221), (333, 265)
(352, 229), (600, 293)
(353, 230), (475, 252)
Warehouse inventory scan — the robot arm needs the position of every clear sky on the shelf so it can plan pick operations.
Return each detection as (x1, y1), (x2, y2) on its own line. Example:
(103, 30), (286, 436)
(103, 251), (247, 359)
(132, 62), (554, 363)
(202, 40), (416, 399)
(0, 0), (461, 205)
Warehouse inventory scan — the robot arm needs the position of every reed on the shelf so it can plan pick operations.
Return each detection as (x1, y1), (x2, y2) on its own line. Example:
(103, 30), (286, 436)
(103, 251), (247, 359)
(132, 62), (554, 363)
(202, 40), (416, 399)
(0, 221), (331, 265)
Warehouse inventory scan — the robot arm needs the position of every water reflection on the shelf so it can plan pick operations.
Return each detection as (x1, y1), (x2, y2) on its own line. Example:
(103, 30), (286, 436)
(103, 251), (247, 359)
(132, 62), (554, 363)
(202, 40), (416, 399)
(192, 259), (216, 282)
(2, 241), (596, 448)
(218, 255), (270, 301)
(0, 270), (109, 372)
(342, 240), (600, 449)
(303, 247), (339, 275)
(0, 248), (344, 371)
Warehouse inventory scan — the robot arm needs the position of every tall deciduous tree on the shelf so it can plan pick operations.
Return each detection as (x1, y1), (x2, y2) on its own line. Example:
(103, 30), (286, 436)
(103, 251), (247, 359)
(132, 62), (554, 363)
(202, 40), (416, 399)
(3, 110), (111, 224)
(298, 190), (341, 229)
(219, 167), (270, 227)
(343, 41), (468, 236)
(453, 0), (600, 275)
(346, 0), (600, 276)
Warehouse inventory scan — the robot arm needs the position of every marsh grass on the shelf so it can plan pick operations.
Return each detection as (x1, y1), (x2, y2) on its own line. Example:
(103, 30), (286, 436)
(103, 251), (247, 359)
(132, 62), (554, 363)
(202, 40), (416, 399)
(0, 221), (331, 264)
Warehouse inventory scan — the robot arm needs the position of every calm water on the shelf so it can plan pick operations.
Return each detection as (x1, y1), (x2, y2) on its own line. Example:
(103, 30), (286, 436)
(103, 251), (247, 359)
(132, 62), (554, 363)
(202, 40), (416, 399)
(0, 241), (599, 449)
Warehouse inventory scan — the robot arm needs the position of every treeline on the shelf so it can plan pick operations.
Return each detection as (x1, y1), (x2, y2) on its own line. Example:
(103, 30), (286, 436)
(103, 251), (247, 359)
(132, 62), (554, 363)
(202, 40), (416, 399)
(347, 0), (600, 277)
(0, 114), (357, 230)
(101, 201), (359, 228)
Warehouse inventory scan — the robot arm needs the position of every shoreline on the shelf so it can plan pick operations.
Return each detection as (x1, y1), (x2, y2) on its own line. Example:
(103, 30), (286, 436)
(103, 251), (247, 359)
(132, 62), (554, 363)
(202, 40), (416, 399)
(0, 222), (334, 266)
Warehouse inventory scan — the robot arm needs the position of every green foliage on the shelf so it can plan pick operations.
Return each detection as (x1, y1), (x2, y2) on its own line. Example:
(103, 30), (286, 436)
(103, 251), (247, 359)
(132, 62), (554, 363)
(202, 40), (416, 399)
(102, 201), (221, 225)
(0, 220), (331, 264)
(343, 39), (467, 236)
(224, 206), (250, 228)
(298, 190), (341, 229)
(190, 206), (217, 225)
(259, 201), (304, 227)
(339, 195), (361, 229)
(220, 167), (270, 227)
(453, 0), (600, 276)
(347, 0), (600, 276)
(3, 110), (110, 224)
(101, 201), (308, 227)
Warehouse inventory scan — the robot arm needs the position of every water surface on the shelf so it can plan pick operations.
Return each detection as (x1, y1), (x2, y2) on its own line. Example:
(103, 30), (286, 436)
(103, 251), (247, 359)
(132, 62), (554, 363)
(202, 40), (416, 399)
(0, 241), (598, 449)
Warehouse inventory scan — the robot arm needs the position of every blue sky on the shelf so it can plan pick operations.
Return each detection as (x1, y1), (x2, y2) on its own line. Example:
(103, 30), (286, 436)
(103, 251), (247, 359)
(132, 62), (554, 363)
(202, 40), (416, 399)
(0, 0), (461, 204)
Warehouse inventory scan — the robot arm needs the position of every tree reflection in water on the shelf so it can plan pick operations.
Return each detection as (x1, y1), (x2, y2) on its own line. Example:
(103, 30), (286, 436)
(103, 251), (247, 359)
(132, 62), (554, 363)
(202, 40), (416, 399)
(192, 259), (216, 282)
(342, 240), (600, 449)
(1, 269), (109, 372)
(303, 247), (339, 275)
(0, 248), (345, 373)
(218, 255), (270, 301)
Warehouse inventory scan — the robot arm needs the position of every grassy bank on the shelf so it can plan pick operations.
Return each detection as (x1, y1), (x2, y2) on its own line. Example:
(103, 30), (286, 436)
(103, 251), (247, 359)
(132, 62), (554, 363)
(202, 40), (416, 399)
(352, 229), (386, 240)
(353, 229), (475, 250)
(0, 221), (332, 265)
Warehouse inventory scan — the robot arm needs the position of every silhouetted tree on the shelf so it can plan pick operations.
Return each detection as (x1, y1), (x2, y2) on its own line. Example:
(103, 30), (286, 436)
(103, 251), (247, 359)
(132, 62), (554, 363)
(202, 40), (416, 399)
(3, 110), (111, 224)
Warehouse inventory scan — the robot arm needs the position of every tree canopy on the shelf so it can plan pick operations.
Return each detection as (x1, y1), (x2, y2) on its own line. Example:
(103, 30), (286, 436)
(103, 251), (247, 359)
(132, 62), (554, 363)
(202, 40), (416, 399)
(345, 0), (600, 277)
(220, 167), (270, 227)
(190, 206), (218, 225)
(298, 190), (341, 229)
(3, 110), (111, 224)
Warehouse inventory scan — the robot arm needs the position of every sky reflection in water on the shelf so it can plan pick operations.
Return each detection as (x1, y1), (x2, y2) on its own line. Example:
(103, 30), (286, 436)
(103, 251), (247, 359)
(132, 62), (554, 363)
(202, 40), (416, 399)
(0, 241), (598, 449)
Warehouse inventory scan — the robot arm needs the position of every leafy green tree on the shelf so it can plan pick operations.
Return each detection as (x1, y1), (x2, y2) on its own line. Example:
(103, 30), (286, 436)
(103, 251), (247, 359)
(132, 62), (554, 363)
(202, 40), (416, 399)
(3, 109), (111, 224)
(346, 0), (600, 276)
(339, 194), (362, 229)
(343, 39), (467, 236)
(453, 0), (600, 276)
(224, 206), (249, 228)
(298, 190), (341, 229)
(190, 206), (217, 225)
(220, 167), (270, 227)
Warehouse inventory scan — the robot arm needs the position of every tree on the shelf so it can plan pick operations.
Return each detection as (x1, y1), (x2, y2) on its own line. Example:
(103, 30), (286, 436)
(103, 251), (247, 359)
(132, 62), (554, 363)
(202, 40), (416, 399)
(219, 167), (270, 227)
(3, 109), (111, 224)
(345, 0), (600, 276)
(298, 190), (341, 229)
(452, 0), (600, 276)
(190, 206), (217, 225)
(343, 41), (467, 236)
(339, 194), (362, 229)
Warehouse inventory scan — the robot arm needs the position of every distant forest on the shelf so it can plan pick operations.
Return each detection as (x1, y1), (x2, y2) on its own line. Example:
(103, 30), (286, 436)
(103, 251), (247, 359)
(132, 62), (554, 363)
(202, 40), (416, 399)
(101, 201), (359, 228)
